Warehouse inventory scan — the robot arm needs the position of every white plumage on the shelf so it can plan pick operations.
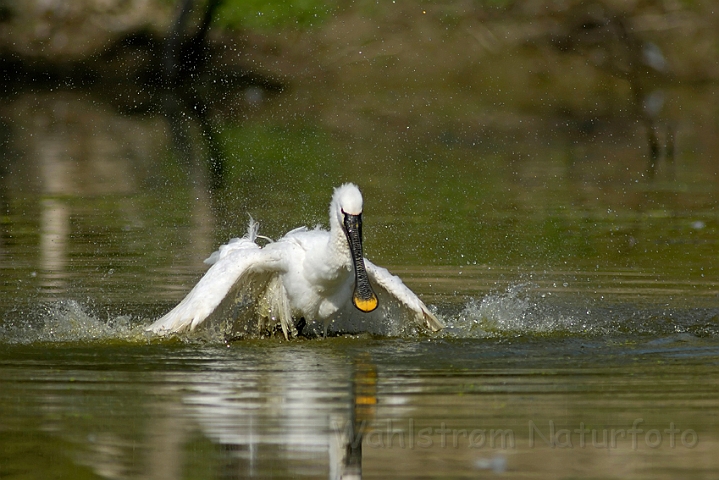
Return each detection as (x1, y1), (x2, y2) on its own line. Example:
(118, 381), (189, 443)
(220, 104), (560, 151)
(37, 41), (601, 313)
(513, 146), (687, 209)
(148, 183), (443, 339)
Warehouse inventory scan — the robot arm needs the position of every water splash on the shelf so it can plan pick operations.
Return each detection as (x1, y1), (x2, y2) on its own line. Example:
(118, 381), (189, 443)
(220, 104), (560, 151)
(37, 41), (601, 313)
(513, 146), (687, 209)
(439, 283), (719, 339)
(2, 287), (718, 344)
(0, 300), (150, 345)
(447, 283), (597, 337)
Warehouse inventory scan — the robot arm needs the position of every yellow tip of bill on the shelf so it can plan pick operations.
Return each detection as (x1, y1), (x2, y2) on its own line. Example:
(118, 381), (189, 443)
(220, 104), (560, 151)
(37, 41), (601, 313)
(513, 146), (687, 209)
(353, 294), (378, 313)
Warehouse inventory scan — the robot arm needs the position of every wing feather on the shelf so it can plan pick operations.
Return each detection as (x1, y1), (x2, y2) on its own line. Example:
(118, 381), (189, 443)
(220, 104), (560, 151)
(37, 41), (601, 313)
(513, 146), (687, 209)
(148, 238), (287, 336)
(365, 260), (443, 332)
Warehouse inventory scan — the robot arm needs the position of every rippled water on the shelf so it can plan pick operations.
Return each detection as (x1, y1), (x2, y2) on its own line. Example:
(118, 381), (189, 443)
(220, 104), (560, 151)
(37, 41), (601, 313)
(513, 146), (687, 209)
(2, 269), (719, 478)
(1, 329), (718, 479)
(2, 82), (719, 478)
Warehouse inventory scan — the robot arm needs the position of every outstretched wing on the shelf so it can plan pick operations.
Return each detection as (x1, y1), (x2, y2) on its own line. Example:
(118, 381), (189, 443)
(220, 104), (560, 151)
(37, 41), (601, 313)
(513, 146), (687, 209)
(148, 237), (291, 338)
(364, 260), (443, 332)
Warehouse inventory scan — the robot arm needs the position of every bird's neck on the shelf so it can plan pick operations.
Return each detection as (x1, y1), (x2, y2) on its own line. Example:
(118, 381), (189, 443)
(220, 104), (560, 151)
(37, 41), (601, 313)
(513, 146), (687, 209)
(305, 220), (351, 283)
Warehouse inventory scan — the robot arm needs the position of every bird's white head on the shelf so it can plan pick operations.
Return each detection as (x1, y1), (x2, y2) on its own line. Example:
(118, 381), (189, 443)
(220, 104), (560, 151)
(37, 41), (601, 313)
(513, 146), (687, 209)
(331, 183), (363, 226)
(329, 183), (378, 313)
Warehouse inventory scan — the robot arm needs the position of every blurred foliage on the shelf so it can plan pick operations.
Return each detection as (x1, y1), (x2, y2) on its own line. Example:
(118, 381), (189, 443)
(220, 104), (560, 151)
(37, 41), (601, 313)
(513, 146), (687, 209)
(214, 0), (338, 30)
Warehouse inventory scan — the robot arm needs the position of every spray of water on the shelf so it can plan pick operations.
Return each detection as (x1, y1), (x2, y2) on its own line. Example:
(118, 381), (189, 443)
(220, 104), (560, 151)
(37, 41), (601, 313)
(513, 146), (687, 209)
(439, 283), (598, 338)
(1, 285), (717, 344)
(0, 300), (150, 345)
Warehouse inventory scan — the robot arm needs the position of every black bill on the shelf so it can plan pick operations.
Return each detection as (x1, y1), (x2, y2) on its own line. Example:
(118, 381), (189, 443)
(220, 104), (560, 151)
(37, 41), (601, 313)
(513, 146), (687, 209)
(343, 212), (379, 312)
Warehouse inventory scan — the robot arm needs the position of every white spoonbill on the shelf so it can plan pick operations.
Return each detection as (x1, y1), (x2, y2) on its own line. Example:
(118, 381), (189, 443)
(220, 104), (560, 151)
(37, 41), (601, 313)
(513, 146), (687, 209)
(147, 183), (443, 339)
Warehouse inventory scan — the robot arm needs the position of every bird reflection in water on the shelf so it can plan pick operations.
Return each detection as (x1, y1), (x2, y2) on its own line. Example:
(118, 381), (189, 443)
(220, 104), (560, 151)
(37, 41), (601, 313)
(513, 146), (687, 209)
(332, 354), (377, 480)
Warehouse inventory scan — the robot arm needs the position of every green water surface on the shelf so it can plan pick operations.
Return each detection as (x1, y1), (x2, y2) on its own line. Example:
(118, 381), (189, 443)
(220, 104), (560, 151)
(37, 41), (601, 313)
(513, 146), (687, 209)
(2, 3), (719, 476)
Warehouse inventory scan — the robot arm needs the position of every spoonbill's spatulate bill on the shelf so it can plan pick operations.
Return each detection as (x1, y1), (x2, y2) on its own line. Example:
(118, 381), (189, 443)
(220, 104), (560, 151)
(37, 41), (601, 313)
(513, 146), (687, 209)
(148, 184), (443, 339)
